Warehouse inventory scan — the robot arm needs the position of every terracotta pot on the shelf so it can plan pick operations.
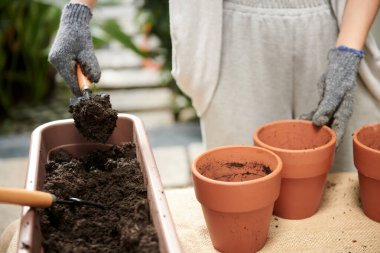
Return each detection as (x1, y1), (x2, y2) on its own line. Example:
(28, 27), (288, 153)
(17, 114), (181, 253)
(353, 123), (380, 222)
(253, 120), (336, 219)
(192, 145), (282, 253)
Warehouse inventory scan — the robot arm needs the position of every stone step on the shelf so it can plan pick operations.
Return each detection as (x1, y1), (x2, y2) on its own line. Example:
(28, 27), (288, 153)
(151, 141), (204, 189)
(93, 3), (138, 35)
(97, 48), (143, 69)
(0, 134), (30, 158)
(146, 122), (202, 148)
(93, 2), (161, 51)
(129, 110), (175, 129)
(106, 88), (173, 112)
(187, 142), (205, 165)
(97, 68), (161, 89)
(152, 146), (192, 188)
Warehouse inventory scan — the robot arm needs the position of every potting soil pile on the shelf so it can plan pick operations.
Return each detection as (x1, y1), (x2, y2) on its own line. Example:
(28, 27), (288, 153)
(69, 94), (118, 143)
(39, 143), (159, 253)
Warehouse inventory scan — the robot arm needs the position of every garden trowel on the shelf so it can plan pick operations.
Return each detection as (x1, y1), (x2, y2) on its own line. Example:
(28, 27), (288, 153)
(69, 65), (102, 106)
(0, 187), (106, 209)
(68, 64), (117, 143)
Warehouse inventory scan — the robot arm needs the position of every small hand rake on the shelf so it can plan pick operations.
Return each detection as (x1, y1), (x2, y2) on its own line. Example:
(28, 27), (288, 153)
(0, 187), (106, 209)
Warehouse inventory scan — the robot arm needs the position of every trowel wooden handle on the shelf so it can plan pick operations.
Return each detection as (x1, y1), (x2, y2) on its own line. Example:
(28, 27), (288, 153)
(0, 187), (54, 208)
(77, 65), (92, 92)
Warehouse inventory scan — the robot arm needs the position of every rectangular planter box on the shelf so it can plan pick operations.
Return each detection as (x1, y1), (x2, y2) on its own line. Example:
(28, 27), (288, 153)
(17, 113), (181, 253)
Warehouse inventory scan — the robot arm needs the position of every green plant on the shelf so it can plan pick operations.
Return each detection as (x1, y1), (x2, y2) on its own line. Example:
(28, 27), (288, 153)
(99, 0), (196, 121)
(0, 0), (62, 117)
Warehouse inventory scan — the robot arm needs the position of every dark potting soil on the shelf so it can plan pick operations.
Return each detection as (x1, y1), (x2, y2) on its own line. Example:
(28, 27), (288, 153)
(69, 94), (118, 143)
(200, 161), (272, 182)
(38, 143), (159, 253)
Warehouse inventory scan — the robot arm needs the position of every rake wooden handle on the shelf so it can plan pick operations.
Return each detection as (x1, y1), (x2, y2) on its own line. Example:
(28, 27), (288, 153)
(0, 187), (54, 208)
(77, 65), (92, 92)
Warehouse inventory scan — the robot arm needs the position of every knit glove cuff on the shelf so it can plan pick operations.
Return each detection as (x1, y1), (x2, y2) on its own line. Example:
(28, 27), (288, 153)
(327, 47), (363, 78)
(61, 3), (92, 25)
(335, 45), (365, 58)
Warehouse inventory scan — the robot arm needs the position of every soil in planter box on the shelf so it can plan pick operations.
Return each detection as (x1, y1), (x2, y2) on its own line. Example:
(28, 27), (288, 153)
(69, 94), (118, 143)
(200, 161), (272, 182)
(38, 143), (159, 253)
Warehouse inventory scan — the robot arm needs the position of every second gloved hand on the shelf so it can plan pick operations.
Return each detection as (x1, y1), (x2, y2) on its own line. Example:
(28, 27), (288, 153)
(48, 3), (101, 96)
(299, 46), (364, 147)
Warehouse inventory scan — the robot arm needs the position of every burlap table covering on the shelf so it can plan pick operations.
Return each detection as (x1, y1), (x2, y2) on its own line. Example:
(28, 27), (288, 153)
(165, 172), (380, 253)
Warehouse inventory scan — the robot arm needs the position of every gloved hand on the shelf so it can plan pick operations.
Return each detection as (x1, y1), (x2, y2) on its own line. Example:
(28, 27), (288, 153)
(48, 3), (101, 97)
(299, 46), (364, 147)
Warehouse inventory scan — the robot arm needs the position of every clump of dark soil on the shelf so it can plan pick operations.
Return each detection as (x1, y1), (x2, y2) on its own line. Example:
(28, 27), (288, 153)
(200, 161), (272, 182)
(39, 143), (159, 253)
(69, 94), (118, 143)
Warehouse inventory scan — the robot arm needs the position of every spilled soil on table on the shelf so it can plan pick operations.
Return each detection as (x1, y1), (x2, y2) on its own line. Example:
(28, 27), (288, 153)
(69, 94), (118, 143)
(38, 143), (159, 253)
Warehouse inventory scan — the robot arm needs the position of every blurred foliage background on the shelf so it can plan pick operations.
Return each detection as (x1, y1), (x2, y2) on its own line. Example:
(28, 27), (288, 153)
(1, 0), (379, 134)
(0, 0), (192, 134)
(0, 0), (61, 122)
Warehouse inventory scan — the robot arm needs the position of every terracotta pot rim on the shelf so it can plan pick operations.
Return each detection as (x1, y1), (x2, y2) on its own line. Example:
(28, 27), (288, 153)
(353, 123), (380, 155)
(192, 145), (282, 186)
(253, 119), (336, 153)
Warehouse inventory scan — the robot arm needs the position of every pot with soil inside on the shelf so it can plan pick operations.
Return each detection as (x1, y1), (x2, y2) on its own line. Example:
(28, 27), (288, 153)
(16, 114), (181, 253)
(353, 122), (380, 222)
(192, 145), (282, 253)
(253, 120), (336, 219)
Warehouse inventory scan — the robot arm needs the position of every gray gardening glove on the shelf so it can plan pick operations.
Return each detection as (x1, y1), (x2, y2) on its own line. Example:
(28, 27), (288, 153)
(48, 3), (101, 97)
(299, 47), (364, 147)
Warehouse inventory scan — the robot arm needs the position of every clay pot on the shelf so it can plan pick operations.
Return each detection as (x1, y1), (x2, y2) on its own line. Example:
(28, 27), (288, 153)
(353, 123), (380, 222)
(192, 145), (282, 253)
(17, 114), (181, 253)
(253, 120), (336, 219)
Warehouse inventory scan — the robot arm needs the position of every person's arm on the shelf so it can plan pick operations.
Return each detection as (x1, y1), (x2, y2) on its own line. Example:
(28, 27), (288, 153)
(336, 0), (380, 50)
(70, 0), (97, 10)
(300, 1), (380, 147)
